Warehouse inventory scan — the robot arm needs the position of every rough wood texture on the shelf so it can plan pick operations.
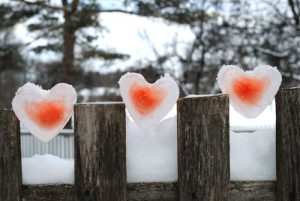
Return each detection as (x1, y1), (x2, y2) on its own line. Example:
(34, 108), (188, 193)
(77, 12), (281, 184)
(21, 181), (276, 201)
(74, 103), (126, 201)
(0, 110), (22, 201)
(229, 181), (276, 201)
(276, 88), (300, 201)
(22, 185), (74, 201)
(127, 182), (177, 201)
(177, 95), (230, 201)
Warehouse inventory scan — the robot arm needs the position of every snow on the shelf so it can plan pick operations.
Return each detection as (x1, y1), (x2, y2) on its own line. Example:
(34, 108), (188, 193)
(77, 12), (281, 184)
(21, 106), (276, 184)
(22, 154), (74, 185)
(126, 113), (276, 182)
(230, 129), (276, 181)
(126, 116), (177, 182)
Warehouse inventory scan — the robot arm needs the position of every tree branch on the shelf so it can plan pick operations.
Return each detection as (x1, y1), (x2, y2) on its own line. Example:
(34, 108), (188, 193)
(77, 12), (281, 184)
(22, 25), (63, 47)
(62, 0), (67, 6)
(13, 0), (63, 11)
(62, 0), (68, 15)
(255, 47), (289, 58)
(288, 0), (300, 25)
(13, 1), (150, 17)
(264, 0), (290, 22)
(71, 0), (79, 13)
(296, 0), (300, 15)
(96, 9), (141, 15)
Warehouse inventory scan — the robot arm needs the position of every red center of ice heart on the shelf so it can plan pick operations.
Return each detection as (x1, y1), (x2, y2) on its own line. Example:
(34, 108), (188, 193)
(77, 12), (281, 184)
(24, 100), (67, 129)
(232, 76), (269, 105)
(130, 83), (166, 116)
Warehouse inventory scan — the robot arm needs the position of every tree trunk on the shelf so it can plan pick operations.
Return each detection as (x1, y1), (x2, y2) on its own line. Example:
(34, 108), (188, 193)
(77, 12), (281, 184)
(62, 16), (76, 84)
(62, 0), (78, 84)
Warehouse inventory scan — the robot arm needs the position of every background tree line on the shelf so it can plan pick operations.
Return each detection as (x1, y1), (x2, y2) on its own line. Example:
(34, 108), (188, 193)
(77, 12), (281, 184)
(0, 0), (299, 107)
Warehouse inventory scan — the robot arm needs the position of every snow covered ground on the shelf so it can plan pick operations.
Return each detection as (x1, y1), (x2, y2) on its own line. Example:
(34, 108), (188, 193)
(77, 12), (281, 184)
(22, 154), (74, 185)
(126, 116), (177, 182)
(22, 102), (276, 184)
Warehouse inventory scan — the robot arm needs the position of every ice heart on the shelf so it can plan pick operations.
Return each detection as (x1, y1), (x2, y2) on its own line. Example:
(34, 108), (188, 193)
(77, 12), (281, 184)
(12, 83), (77, 141)
(24, 100), (66, 129)
(217, 65), (282, 118)
(119, 73), (179, 129)
(130, 83), (166, 116)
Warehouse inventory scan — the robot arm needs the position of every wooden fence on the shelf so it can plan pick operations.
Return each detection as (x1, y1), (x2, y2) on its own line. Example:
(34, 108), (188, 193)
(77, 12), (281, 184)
(0, 88), (299, 201)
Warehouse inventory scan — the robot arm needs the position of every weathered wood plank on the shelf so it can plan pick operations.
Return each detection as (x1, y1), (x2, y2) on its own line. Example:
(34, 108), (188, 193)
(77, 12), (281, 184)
(21, 181), (276, 201)
(127, 181), (277, 201)
(229, 181), (276, 201)
(0, 110), (22, 201)
(276, 87), (300, 201)
(74, 103), (126, 201)
(177, 95), (230, 201)
(22, 185), (75, 201)
(127, 182), (177, 201)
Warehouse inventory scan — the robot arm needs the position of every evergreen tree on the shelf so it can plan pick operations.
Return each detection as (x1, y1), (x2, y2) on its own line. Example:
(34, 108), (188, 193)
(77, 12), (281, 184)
(2, 0), (130, 84)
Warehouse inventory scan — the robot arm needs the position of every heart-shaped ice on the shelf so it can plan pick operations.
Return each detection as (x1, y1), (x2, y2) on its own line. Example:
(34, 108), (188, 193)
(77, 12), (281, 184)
(12, 83), (77, 141)
(119, 73), (179, 129)
(217, 65), (282, 118)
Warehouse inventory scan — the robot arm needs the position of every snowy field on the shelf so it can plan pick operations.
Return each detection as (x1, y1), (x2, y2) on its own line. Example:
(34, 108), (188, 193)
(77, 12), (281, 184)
(22, 102), (276, 184)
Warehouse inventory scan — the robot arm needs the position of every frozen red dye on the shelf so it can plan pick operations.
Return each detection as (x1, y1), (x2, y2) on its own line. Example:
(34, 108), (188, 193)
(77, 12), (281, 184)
(25, 100), (66, 129)
(233, 76), (268, 105)
(130, 83), (165, 116)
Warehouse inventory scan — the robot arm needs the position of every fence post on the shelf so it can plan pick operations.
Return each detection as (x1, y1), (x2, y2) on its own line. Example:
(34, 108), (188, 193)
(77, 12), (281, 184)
(74, 103), (126, 201)
(276, 88), (300, 201)
(0, 110), (22, 201)
(177, 95), (229, 201)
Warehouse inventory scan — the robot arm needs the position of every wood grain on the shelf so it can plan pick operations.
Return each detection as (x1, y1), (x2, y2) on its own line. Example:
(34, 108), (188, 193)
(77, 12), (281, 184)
(177, 95), (230, 201)
(229, 181), (276, 201)
(74, 103), (126, 201)
(276, 88), (300, 201)
(0, 110), (22, 201)
(127, 182), (177, 201)
(22, 185), (74, 201)
(21, 181), (276, 201)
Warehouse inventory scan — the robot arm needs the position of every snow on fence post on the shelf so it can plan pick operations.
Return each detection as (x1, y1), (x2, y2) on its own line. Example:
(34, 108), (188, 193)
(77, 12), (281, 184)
(177, 95), (230, 201)
(276, 88), (300, 201)
(74, 103), (126, 201)
(0, 110), (22, 201)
